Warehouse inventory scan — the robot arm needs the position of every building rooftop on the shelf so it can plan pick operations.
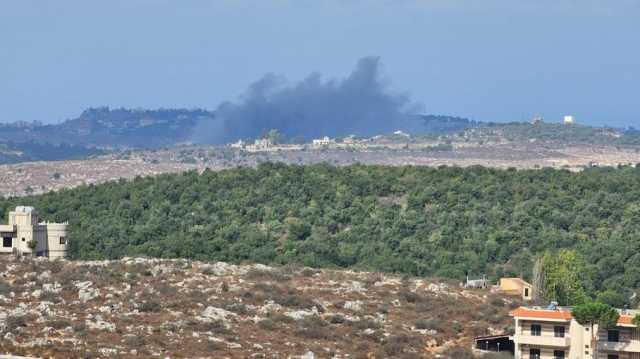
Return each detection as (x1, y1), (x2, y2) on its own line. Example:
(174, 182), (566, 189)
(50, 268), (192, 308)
(14, 206), (35, 213)
(510, 306), (638, 326)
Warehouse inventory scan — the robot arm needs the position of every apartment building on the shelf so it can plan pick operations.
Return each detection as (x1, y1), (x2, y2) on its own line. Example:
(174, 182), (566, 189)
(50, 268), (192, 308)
(511, 306), (640, 359)
(0, 206), (68, 259)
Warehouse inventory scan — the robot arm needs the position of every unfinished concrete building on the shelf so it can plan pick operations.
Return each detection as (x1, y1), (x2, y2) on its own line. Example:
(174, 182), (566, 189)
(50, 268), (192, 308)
(0, 206), (68, 259)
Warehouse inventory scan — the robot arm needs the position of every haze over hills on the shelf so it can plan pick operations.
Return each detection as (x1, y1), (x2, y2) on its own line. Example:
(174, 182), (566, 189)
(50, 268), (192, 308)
(1, 105), (639, 167)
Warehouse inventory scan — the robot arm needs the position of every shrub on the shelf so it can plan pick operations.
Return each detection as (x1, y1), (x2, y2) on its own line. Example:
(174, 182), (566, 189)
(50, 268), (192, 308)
(414, 318), (446, 332)
(5, 315), (27, 332)
(399, 290), (420, 303)
(139, 298), (162, 313)
(0, 281), (11, 296)
(295, 315), (331, 340)
(258, 319), (277, 330)
(48, 319), (72, 330)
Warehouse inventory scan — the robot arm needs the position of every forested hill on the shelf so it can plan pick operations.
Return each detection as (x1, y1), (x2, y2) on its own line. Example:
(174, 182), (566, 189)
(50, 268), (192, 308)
(465, 122), (640, 145)
(4, 164), (640, 304)
(0, 107), (214, 149)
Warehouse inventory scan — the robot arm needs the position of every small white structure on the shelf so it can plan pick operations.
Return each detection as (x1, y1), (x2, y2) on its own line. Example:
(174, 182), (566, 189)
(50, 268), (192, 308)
(393, 130), (410, 137)
(246, 138), (273, 151)
(0, 206), (68, 259)
(312, 136), (335, 146)
(530, 116), (544, 124)
(464, 275), (489, 289)
(230, 140), (245, 149)
(563, 115), (575, 125)
(343, 135), (357, 144)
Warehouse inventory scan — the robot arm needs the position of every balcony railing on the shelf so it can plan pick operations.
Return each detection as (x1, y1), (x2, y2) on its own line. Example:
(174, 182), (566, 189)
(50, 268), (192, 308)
(599, 340), (640, 353)
(514, 334), (571, 347)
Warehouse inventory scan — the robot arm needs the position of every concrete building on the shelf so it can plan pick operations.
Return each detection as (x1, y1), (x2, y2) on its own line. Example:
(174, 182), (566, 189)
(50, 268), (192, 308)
(499, 277), (533, 301)
(510, 305), (640, 359)
(230, 140), (245, 149)
(312, 136), (335, 146)
(564, 116), (575, 125)
(245, 138), (273, 152)
(465, 275), (489, 289)
(0, 206), (68, 259)
(531, 116), (544, 125)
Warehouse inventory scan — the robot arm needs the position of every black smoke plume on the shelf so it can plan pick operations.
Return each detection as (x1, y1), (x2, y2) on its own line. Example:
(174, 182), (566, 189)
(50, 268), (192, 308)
(194, 56), (424, 144)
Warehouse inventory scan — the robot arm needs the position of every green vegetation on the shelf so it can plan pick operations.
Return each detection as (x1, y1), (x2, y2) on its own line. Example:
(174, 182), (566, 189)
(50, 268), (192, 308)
(572, 301), (619, 359)
(537, 250), (589, 305)
(3, 163), (640, 305)
(0, 141), (104, 165)
(466, 122), (640, 146)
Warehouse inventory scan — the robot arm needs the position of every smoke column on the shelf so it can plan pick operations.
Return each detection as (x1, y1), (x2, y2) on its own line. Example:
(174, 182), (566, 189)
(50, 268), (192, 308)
(194, 56), (424, 144)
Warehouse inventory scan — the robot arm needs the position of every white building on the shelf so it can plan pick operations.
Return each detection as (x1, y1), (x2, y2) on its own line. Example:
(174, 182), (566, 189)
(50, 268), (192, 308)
(230, 140), (245, 149)
(312, 136), (334, 146)
(563, 116), (575, 125)
(511, 305), (639, 359)
(0, 206), (68, 259)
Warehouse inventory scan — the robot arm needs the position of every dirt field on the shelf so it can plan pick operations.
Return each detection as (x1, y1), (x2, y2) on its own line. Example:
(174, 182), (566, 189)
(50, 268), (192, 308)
(1, 142), (638, 197)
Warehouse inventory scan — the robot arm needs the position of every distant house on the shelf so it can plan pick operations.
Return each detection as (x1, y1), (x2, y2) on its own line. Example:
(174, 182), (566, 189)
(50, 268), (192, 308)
(0, 206), (68, 259)
(230, 140), (245, 149)
(246, 138), (273, 152)
(563, 115), (575, 125)
(312, 136), (334, 146)
(498, 277), (533, 301)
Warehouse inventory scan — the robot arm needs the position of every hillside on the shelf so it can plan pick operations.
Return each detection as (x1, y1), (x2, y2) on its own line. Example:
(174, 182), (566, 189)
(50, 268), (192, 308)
(461, 122), (640, 146)
(0, 108), (213, 151)
(3, 164), (640, 306)
(0, 256), (515, 358)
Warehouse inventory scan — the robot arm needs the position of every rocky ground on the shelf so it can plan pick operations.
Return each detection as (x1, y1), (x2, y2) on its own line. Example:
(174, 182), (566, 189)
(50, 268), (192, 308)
(0, 257), (516, 358)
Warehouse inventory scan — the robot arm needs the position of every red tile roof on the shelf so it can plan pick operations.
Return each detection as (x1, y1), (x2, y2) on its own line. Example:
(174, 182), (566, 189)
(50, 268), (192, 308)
(510, 307), (572, 321)
(510, 307), (635, 326)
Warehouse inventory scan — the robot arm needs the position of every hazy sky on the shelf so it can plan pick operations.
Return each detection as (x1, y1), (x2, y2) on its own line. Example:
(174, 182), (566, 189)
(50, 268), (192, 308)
(1, 0), (639, 127)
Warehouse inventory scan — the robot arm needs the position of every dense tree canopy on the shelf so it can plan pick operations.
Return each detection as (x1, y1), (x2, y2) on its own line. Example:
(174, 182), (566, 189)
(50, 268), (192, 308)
(3, 163), (640, 305)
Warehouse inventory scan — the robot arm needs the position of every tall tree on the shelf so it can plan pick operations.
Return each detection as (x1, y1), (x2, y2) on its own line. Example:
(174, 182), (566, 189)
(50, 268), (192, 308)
(572, 301), (619, 359)
(540, 250), (588, 305)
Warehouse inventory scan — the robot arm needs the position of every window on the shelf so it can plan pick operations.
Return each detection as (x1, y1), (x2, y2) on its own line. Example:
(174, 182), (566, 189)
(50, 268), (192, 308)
(608, 330), (620, 342)
(529, 348), (541, 359)
(2, 237), (11, 248)
(524, 288), (529, 297)
(59, 237), (66, 245)
(531, 324), (541, 336)
(554, 326), (565, 338)
(21, 237), (25, 242)
(553, 350), (565, 359)
(608, 355), (619, 359)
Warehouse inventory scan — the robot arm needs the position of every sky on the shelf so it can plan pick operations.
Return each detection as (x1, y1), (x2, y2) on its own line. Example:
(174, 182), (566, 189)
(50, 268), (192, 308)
(1, 0), (639, 127)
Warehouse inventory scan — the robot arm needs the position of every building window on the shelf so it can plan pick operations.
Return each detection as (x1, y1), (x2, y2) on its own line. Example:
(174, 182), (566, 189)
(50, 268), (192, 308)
(608, 330), (620, 342)
(59, 237), (66, 245)
(524, 288), (530, 297)
(608, 355), (619, 359)
(554, 326), (565, 338)
(530, 348), (541, 359)
(2, 237), (11, 248)
(531, 324), (542, 336)
(553, 350), (565, 359)
(21, 237), (25, 242)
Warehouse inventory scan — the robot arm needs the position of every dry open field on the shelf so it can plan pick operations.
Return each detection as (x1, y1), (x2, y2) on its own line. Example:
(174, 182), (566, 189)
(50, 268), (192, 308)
(1, 142), (639, 198)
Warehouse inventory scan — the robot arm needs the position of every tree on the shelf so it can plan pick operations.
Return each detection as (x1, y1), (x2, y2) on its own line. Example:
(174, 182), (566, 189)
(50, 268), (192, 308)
(264, 129), (285, 144)
(539, 250), (588, 305)
(572, 301), (619, 359)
